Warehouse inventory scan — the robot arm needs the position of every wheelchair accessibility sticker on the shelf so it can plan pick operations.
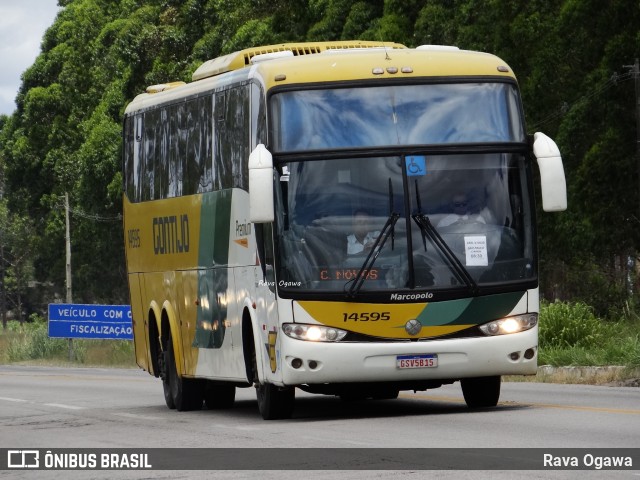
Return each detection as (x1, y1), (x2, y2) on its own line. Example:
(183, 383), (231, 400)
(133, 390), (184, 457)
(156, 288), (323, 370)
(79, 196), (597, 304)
(405, 156), (426, 176)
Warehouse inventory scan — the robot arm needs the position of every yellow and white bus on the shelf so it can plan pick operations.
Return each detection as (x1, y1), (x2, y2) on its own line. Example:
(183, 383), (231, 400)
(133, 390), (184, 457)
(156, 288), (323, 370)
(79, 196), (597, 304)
(123, 41), (566, 419)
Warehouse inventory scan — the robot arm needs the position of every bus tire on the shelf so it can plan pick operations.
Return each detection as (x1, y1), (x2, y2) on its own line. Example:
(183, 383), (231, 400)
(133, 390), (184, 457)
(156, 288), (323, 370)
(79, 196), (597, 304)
(461, 376), (501, 408)
(161, 349), (176, 410)
(256, 383), (295, 420)
(372, 388), (400, 400)
(247, 328), (295, 420)
(167, 335), (204, 412)
(339, 393), (367, 402)
(204, 382), (236, 409)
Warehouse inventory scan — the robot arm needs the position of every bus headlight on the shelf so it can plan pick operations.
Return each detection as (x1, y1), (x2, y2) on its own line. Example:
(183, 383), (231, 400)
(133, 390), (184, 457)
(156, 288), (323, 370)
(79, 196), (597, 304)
(283, 323), (348, 342)
(479, 314), (537, 336)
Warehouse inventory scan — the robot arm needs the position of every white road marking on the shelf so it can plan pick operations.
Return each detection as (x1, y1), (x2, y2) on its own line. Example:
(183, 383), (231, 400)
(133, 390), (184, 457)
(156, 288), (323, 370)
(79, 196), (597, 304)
(0, 396), (29, 403)
(43, 403), (85, 410)
(112, 412), (162, 421)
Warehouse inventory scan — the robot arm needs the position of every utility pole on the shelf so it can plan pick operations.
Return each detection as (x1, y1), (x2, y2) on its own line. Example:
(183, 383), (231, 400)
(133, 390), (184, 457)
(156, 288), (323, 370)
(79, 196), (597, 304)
(65, 192), (73, 360)
(0, 234), (4, 330)
(635, 59), (640, 295)
(623, 59), (640, 294)
(624, 59), (640, 213)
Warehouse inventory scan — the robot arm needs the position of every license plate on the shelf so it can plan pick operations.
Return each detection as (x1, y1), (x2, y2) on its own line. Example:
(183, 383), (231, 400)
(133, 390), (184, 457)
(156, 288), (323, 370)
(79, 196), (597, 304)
(396, 354), (438, 369)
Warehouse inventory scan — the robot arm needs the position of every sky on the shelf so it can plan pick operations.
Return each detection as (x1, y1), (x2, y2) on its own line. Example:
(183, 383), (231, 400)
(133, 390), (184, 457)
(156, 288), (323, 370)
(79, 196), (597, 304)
(0, 0), (61, 115)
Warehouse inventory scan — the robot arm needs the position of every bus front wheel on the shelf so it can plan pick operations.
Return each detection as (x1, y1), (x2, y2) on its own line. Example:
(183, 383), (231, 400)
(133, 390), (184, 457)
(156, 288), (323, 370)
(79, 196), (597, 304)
(461, 376), (501, 408)
(256, 383), (295, 420)
(249, 335), (295, 420)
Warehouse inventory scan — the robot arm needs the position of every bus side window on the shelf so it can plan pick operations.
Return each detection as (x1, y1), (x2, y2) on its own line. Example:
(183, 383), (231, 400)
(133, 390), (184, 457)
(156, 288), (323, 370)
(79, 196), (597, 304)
(256, 223), (276, 291)
(214, 91), (231, 190)
(123, 116), (136, 201)
(156, 108), (169, 200)
(198, 95), (214, 193)
(251, 83), (267, 149)
(143, 110), (158, 201)
(215, 86), (250, 191)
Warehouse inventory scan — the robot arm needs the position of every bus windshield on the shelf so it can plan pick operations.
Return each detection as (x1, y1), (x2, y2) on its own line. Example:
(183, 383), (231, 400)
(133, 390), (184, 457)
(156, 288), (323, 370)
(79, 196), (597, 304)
(271, 82), (525, 151)
(271, 82), (534, 299)
(274, 153), (534, 298)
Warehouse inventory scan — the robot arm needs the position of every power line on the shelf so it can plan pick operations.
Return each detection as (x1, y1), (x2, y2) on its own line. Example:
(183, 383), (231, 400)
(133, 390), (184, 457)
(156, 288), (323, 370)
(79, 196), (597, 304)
(55, 198), (122, 223)
(622, 59), (640, 226)
(530, 70), (634, 131)
(68, 207), (122, 223)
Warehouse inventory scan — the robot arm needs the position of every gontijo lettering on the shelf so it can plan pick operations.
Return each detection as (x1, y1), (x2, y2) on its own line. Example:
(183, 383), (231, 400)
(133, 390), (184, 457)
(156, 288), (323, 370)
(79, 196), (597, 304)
(153, 214), (189, 254)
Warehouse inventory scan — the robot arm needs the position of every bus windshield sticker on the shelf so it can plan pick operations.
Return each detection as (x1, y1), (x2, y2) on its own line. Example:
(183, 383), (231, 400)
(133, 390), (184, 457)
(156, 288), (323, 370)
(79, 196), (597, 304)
(405, 156), (426, 176)
(464, 235), (489, 266)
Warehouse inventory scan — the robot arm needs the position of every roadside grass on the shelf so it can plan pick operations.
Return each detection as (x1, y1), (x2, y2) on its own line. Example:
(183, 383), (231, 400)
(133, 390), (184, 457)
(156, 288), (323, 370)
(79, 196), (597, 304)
(507, 300), (640, 385)
(1, 301), (639, 384)
(0, 317), (136, 368)
(538, 300), (640, 369)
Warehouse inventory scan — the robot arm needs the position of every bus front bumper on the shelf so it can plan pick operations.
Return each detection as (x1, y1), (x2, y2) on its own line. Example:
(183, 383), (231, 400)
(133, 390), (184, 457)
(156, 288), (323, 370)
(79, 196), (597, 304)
(277, 326), (538, 386)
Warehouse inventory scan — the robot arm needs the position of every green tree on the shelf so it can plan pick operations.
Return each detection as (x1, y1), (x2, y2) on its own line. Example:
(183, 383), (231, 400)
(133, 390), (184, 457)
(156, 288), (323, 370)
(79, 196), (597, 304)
(0, 200), (37, 326)
(1, 0), (639, 318)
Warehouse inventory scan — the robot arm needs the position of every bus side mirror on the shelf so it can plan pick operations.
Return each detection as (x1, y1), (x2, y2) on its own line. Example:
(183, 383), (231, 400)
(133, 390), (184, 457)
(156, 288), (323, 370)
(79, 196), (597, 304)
(532, 132), (567, 212)
(249, 144), (275, 223)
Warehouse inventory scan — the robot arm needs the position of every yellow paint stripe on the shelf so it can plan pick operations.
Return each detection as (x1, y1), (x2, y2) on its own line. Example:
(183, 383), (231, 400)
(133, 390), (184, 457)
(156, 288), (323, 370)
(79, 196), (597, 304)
(399, 393), (640, 415)
(399, 393), (465, 403)
(525, 402), (640, 416)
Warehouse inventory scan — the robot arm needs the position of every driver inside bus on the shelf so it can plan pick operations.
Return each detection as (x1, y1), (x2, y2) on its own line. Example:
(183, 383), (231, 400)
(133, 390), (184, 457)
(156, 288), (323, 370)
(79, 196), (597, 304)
(438, 193), (488, 227)
(347, 210), (380, 255)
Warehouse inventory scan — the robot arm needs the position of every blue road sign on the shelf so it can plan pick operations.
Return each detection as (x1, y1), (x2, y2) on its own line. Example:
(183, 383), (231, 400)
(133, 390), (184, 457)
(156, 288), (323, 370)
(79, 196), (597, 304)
(48, 304), (133, 340)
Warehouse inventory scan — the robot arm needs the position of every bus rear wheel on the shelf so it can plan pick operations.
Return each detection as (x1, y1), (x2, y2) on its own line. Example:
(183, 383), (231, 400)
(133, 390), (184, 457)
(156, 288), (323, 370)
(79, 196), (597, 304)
(461, 376), (501, 408)
(256, 383), (295, 420)
(161, 349), (176, 409)
(166, 336), (204, 411)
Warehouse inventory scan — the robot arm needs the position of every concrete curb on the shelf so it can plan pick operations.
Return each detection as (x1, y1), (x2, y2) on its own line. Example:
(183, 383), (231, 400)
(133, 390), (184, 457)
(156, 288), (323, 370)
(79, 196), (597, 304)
(534, 365), (640, 386)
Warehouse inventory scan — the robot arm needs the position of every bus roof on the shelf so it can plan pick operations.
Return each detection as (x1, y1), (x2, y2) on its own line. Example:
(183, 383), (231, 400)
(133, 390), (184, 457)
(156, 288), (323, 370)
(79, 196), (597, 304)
(191, 41), (407, 81)
(251, 46), (515, 91)
(125, 42), (515, 114)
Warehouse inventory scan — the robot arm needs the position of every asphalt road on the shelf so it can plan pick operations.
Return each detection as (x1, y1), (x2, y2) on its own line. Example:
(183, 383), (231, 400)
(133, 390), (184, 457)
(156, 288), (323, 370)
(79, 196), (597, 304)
(0, 365), (638, 479)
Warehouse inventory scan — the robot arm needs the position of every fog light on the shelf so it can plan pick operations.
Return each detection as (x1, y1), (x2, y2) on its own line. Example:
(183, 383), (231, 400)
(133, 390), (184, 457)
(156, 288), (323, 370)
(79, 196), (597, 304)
(291, 358), (303, 369)
(308, 360), (318, 370)
(510, 352), (520, 361)
(524, 348), (536, 359)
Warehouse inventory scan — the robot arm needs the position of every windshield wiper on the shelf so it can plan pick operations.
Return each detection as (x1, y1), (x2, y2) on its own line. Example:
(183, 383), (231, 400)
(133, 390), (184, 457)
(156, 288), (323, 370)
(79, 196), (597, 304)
(411, 213), (478, 294)
(346, 212), (400, 298)
(346, 178), (399, 298)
